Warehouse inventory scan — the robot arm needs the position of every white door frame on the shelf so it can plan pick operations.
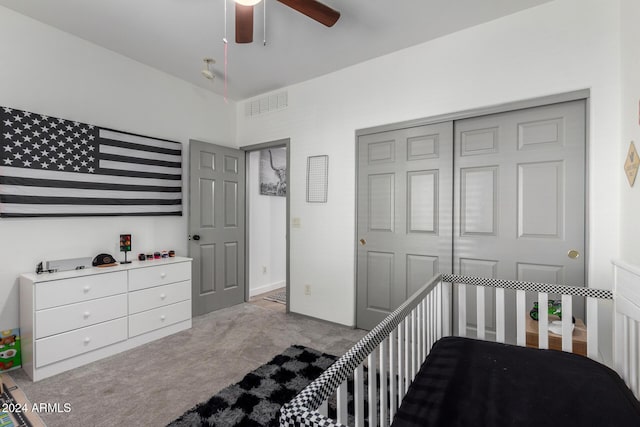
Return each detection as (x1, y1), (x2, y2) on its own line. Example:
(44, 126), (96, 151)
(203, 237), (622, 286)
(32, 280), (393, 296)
(354, 89), (591, 328)
(241, 139), (291, 312)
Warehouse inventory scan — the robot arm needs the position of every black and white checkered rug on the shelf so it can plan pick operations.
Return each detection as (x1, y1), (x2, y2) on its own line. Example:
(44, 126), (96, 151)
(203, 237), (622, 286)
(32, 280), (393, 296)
(167, 345), (338, 427)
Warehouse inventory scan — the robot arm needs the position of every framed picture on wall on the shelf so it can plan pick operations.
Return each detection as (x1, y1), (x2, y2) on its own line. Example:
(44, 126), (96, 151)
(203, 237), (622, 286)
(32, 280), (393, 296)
(259, 147), (287, 197)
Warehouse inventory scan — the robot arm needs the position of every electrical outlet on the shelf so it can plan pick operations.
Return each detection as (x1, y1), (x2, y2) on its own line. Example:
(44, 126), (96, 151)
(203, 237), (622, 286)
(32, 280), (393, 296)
(304, 284), (311, 295)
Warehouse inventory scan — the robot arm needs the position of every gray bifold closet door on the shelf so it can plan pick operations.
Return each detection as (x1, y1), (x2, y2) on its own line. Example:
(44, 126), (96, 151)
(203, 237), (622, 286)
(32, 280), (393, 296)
(357, 123), (454, 330)
(356, 100), (586, 332)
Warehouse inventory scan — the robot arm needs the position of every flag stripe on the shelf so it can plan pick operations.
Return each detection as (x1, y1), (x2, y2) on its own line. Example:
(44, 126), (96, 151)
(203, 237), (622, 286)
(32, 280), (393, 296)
(0, 211), (180, 218)
(99, 144), (182, 163)
(1, 185), (182, 200)
(95, 167), (182, 180)
(98, 152), (182, 169)
(98, 137), (182, 157)
(1, 195), (181, 205)
(0, 166), (182, 186)
(0, 203), (181, 214)
(99, 129), (181, 153)
(0, 176), (182, 192)
(99, 159), (182, 176)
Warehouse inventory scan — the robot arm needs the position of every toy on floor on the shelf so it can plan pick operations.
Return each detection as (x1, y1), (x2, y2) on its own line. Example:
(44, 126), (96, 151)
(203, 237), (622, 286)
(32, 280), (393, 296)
(0, 330), (21, 373)
(530, 300), (575, 323)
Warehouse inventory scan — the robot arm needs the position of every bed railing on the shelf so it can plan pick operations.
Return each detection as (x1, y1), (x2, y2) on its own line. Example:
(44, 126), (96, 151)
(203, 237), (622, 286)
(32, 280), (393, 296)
(613, 260), (640, 398)
(280, 274), (615, 427)
(442, 274), (613, 359)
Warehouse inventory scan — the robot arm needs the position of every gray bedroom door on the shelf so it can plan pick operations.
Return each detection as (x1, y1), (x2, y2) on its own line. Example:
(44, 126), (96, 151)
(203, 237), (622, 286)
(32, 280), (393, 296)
(189, 140), (246, 316)
(454, 100), (586, 336)
(356, 123), (454, 330)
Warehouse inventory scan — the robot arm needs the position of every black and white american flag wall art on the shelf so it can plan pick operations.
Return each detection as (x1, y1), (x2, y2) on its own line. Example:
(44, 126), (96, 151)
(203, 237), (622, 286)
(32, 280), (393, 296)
(0, 106), (182, 218)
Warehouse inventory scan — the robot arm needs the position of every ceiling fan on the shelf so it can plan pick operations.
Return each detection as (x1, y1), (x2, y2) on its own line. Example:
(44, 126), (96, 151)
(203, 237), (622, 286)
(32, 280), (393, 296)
(234, 0), (340, 43)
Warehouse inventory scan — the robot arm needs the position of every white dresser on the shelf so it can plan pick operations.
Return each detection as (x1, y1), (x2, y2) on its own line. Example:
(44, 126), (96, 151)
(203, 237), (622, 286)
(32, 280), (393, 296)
(20, 257), (192, 381)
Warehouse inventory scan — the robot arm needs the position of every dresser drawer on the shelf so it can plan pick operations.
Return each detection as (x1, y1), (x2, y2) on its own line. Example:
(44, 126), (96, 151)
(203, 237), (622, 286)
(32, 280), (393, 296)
(35, 294), (127, 339)
(129, 280), (190, 314)
(35, 317), (127, 368)
(35, 271), (127, 310)
(128, 300), (191, 337)
(128, 262), (191, 291)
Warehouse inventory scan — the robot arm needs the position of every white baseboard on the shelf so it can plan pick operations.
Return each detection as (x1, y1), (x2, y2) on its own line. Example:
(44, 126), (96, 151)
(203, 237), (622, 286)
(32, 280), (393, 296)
(250, 281), (285, 298)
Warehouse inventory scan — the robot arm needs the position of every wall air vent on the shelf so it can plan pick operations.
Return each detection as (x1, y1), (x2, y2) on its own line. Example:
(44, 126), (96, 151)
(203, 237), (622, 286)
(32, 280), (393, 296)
(244, 91), (288, 117)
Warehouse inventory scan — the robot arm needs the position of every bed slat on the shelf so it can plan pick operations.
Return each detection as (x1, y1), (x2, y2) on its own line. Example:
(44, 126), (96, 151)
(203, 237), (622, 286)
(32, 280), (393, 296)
(354, 363), (364, 427)
(586, 297), (599, 359)
(380, 338), (389, 427)
(317, 400), (328, 417)
(441, 282), (451, 337)
(458, 283), (467, 337)
(495, 288), (505, 343)
(629, 319), (637, 395)
(397, 323), (405, 401)
(561, 294), (573, 352)
(412, 309), (418, 378)
(516, 290), (526, 346)
(537, 293), (549, 349)
(404, 318), (410, 393)
(476, 286), (485, 340)
(419, 301), (424, 364)
(336, 379), (348, 425)
(389, 328), (397, 418)
(430, 288), (436, 350)
(368, 350), (377, 427)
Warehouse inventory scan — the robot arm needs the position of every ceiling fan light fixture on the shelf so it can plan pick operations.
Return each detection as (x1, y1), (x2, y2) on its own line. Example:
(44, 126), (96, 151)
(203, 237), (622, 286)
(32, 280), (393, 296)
(235, 0), (261, 6)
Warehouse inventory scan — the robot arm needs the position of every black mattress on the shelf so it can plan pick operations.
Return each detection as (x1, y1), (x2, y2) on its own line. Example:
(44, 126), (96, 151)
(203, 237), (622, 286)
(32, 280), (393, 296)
(391, 336), (640, 427)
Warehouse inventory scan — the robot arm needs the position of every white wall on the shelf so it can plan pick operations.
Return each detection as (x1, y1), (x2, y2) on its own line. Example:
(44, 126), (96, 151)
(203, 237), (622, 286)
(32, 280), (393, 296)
(237, 0), (622, 326)
(620, 0), (640, 266)
(0, 7), (236, 328)
(248, 150), (286, 296)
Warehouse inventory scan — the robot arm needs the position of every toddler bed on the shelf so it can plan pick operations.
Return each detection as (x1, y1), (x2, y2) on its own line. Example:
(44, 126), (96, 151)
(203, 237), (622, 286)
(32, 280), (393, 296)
(280, 260), (640, 427)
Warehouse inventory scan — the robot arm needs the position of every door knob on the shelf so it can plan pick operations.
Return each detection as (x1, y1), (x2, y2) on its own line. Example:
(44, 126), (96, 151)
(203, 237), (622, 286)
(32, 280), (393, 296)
(567, 249), (580, 259)
(192, 234), (201, 241)
(359, 238), (366, 246)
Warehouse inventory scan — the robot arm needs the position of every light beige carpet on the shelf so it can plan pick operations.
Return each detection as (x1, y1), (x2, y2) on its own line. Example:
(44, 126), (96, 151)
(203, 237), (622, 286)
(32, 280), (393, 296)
(11, 303), (365, 427)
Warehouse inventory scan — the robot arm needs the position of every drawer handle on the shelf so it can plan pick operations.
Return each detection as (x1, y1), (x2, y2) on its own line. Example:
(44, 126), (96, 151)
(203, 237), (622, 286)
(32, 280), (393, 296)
(160, 272), (167, 279)
(160, 315), (166, 321)
(83, 311), (91, 319)
(83, 285), (91, 293)
(160, 293), (167, 300)
(84, 337), (91, 345)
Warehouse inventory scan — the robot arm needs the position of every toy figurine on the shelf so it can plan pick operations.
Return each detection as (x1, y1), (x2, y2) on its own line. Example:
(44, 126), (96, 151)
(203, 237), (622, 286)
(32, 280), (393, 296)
(530, 300), (575, 323)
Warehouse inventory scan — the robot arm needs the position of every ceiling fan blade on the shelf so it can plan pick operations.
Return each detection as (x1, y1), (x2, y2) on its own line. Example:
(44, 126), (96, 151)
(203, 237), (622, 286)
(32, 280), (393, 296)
(276, 0), (340, 27)
(235, 3), (254, 43)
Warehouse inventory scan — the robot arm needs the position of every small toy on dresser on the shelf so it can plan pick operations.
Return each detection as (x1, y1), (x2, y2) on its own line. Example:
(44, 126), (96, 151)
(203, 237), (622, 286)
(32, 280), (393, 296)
(137, 250), (177, 261)
(119, 234), (132, 264)
(92, 253), (117, 267)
